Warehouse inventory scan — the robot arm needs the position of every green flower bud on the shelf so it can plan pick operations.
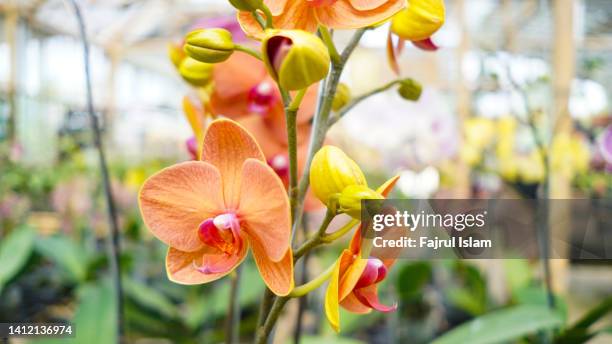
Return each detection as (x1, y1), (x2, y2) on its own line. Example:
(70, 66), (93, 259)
(397, 78), (422, 101)
(338, 185), (384, 219)
(179, 57), (214, 86)
(332, 83), (351, 111)
(262, 30), (330, 91)
(184, 29), (235, 64)
(228, 0), (263, 11)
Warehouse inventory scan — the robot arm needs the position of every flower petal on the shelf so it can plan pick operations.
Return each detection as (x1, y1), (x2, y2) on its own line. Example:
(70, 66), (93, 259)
(324, 252), (344, 332)
(210, 54), (268, 118)
(339, 257), (368, 301)
(340, 291), (372, 314)
(353, 284), (397, 312)
(183, 96), (206, 155)
(139, 161), (224, 252)
(166, 242), (248, 285)
(239, 158), (291, 261)
(265, 0), (288, 16)
(249, 236), (294, 296)
(238, 2), (318, 39)
(315, 0), (404, 29)
(376, 174), (400, 196)
(349, 0), (388, 11)
(201, 119), (265, 210)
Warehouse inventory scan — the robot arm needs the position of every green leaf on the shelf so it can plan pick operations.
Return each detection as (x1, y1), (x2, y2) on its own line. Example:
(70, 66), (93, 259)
(396, 262), (432, 301)
(431, 305), (563, 344)
(503, 259), (531, 292)
(0, 226), (36, 293)
(35, 236), (87, 282)
(513, 286), (567, 322)
(556, 297), (612, 344)
(73, 282), (117, 344)
(124, 277), (178, 319)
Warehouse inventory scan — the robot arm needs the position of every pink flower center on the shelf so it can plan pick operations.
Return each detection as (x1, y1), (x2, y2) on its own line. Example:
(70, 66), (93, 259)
(197, 213), (241, 255)
(248, 81), (277, 115)
(355, 258), (387, 289)
(186, 136), (198, 160)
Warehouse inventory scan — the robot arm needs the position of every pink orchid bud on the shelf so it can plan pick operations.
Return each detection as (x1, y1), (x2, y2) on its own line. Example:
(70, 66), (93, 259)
(355, 258), (387, 289)
(248, 81), (277, 115)
(186, 137), (198, 160)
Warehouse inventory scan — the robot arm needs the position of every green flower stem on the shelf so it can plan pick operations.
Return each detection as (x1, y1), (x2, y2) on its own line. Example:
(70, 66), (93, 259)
(261, 5), (275, 29)
(318, 26), (341, 65)
(251, 11), (267, 30)
(234, 44), (262, 60)
(330, 80), (401, 125)
(225, 266), (242, 344)
(293, 209), (335, 261)
(321, 219), (359, 243)
(255, 296), (289, 344)
(256, 288), (275, 328)
(292, 28), (369, 236)
(255, 29), (368, 344)
(283, 88), (305, 224)
(289, 262), (335, 297)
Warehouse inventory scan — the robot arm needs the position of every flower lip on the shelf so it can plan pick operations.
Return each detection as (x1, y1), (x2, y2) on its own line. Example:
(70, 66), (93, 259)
(197, 213), (241, 255)
(354, 257), (387, 289)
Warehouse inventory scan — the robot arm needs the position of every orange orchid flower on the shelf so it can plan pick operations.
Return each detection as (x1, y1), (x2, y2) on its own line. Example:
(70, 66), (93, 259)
(237, 0), (406, 38)
(139, 119), (294, 296)
(325, 175), (399, 332)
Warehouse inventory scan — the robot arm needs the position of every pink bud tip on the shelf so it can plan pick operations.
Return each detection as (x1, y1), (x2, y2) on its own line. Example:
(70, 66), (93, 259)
(186, 137), (198, 160)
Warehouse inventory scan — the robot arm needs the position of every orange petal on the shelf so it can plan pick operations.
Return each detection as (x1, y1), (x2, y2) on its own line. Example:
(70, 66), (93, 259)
(201, 119), (265, 210)
(349, 0), (388, 11)
(315, 0), (405, 29)
(237, 115), (286, 158)
(340, 291), (372, 314)
(166, 242), (248, 284)
(324, 252), (344, 332)
(210, 54), (268, 119)
(386, 30), (401, 75)
(239, 158), (291, 261)
(265, 0), (288, 16)
(249, 236), (294, 296)
(183, 96), (205, 149)
(139, 161), (224, 252)
(377, 174), (400, 196)
(339, 257), (368, 301)
(238, 2), (318, 39)
(353, 284), (397, 312)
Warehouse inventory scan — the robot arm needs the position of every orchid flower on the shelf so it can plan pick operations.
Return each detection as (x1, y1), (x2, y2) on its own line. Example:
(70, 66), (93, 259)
(324, 175), (399, 332)
(139, 119), (294, 296)
(237, 0), (405, 38)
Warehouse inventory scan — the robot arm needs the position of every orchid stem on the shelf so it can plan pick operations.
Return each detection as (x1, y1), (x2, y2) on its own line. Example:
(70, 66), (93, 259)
(318, 26), (340, 65)
(331, 80), (401, 125)
(284, 88), (305, 226)
(294, 209), (335, 261)
(225, 266), (242, 344)
(69, 1), (124, 342)
(251, 11), (267, 30)
(292, 28), (369, 239)
(261, 5), (274, 29)
(289, 263), (335, 298)
(234, 44), (262, 60)
(321, 219), (359, 243)
(255, 297), (289, 344)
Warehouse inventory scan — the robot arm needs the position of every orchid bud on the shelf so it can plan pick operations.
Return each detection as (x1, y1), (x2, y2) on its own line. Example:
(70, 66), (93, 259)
(310, 145), (367, 207)
(262, 30), (330, 91)
(248, 81), (278, 115)
(397, 78), (422, 101)
(338, 185), (383, 219)
(179, 57), (214, 86)
(390, 0), (445, 41)
(228, 0), (263, 11)
(168, 43), (186, 68)
(332, 83), (351, 111)
(184, 29), (235, 63)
